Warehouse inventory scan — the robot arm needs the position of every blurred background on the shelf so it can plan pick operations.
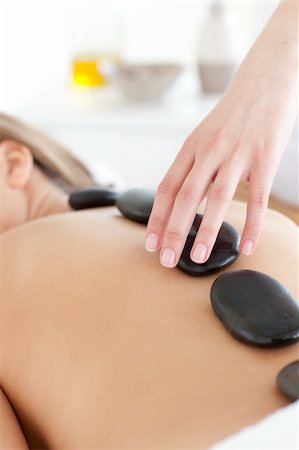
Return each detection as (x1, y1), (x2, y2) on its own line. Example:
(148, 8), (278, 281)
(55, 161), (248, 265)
(1, 0), (273, 110)
(2, 0), (297, 218)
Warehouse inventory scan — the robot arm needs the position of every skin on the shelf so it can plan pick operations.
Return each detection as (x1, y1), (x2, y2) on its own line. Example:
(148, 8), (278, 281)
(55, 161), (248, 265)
(0, 204), (298, 449)
(145, 0), (298, 268)
(0, 139), (298, 448)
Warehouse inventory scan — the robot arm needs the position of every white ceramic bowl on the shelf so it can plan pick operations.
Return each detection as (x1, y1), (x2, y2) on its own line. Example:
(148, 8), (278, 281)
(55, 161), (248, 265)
(111, 63), (183, 102)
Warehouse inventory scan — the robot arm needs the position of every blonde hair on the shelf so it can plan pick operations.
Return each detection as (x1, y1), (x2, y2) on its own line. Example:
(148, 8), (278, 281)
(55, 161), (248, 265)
(0, 112), (99, 192)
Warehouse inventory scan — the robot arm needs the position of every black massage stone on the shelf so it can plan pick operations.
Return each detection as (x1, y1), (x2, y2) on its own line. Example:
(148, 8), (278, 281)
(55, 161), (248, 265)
(211, 270), (299, 347)
(177, 214), (240, 276)
(116, 188), (155, 224)
(69, 188), (119, 210)
(277, 360), (299, 401)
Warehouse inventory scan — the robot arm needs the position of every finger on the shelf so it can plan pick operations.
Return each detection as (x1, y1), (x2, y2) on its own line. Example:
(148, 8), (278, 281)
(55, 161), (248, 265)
(191, 167), (241, 263)
(145, 146), (195, 252)
(240, 167), (273, 256)
(159, 159), (216, 267)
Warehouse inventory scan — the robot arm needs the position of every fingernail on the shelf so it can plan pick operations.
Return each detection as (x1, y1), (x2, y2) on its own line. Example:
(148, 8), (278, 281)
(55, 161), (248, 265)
(192, 243), (207, 263)
(241, 239), (254, 256)
(145, 233), (159, 252)
(161, 248), (176, 268)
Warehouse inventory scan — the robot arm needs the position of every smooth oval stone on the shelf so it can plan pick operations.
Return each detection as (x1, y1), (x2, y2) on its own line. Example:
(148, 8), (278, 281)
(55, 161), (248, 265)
(177, 214), (240, 276)
(69, 188), (119, 210)
(116, 188), (155, 224)
(277, 360), (299, 401)
(211, 270), (299, 347)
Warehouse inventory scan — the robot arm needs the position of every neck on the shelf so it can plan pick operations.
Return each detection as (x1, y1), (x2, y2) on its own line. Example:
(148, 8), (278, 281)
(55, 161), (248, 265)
(27, 168), (71, 221)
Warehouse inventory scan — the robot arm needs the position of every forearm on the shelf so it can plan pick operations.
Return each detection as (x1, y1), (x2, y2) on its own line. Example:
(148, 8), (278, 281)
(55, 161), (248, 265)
(213, 0), (298, 150)
(234, 0), (298, 94)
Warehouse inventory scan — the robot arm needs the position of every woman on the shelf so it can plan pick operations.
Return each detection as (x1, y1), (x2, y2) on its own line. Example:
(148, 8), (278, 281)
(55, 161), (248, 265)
(0, 112), (298, 449)
(0, 112), (99, 235)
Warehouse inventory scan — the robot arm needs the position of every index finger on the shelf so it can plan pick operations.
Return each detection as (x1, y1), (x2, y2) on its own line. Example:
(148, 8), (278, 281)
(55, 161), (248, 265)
(145, 148), (194, 252)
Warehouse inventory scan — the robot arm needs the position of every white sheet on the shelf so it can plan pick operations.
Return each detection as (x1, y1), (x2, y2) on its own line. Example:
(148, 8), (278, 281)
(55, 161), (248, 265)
(211, 401), (299, 450)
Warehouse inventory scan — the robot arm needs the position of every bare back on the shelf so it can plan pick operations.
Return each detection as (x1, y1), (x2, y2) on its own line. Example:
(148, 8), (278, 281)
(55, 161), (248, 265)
(0, 202), (298, 449)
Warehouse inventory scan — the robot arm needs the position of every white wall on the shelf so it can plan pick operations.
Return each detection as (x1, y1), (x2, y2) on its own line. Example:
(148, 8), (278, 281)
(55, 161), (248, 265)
(0, 0), (72, 111)
(0, 0), (269, 114)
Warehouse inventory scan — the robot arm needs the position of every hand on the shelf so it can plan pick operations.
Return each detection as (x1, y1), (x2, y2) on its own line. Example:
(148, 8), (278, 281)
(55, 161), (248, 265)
(145, 1), (298, 267)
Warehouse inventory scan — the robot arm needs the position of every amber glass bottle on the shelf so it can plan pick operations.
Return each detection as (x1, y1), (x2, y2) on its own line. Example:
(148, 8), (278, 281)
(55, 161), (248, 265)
(72, 54), (121, 87)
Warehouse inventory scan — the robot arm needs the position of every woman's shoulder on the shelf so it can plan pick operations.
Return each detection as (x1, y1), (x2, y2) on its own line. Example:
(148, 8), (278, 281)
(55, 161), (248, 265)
(1, 201), (297, 261)
(0, 209), (145, 282)
(2, 198), (298, 236)
(0, 208), (139, 249)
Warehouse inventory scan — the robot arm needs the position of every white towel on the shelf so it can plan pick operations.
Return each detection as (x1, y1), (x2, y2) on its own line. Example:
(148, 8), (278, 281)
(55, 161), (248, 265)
(210, 401), (299, 450)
